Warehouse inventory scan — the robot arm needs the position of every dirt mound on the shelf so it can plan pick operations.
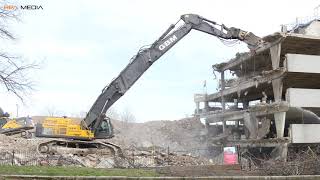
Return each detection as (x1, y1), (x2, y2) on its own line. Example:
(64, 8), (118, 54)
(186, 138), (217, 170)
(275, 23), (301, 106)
(110, 117), (208, 155)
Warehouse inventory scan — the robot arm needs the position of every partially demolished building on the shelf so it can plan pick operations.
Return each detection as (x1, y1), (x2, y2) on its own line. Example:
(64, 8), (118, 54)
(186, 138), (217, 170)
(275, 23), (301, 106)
(194, 20), (320, 160)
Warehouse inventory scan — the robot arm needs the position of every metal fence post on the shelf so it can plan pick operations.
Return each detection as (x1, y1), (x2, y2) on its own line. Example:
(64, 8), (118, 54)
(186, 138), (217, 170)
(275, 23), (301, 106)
(132, 150), (134, 168)
(11, 150), (15, 166)
(167, 146), (169, 166)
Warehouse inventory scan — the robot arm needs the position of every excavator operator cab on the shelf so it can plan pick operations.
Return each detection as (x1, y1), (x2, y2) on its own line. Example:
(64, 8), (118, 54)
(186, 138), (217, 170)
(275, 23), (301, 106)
(94, 117), (114, 139)
(0, 108), (10, 128)
(0, 117), (8, 128)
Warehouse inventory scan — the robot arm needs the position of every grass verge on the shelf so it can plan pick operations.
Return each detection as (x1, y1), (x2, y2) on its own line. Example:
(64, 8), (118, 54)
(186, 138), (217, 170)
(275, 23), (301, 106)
(0, 165), (160, 177)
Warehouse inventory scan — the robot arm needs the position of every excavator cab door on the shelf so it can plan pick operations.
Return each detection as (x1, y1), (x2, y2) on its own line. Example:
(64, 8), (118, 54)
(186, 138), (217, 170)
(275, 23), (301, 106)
(0, 118), (8, 128)
(94, 117), (114, 139)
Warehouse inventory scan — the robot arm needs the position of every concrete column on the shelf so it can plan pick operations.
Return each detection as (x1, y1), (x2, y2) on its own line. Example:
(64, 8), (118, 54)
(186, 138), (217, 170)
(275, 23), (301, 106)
(221, 71), (227, 133)
(223, 120), (227, 134)
(244, 112), (258, 139)
(281, 143), (288, 162)
(195, 102), (200, 114)
(233, 99), (238, 108)
(234, 120), (240, 140)
(270, 43), (283, 102)
(271, 143), (288, 161)
(243, 101), (249, 109)
(205, 118), (209, 127)
(274, 112), (286, 138)
(272, 78), (283, 102)
(221, 71), (225, 111)
(270, 44), (285, 137)
(204, 101), (209, 112)
(270, 43), (281, 70)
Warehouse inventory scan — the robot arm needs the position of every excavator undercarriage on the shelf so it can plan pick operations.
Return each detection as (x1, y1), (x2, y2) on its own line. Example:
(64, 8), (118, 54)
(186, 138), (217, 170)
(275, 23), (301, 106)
(0, 126), (33, 138)
(37, 139), (123, 157)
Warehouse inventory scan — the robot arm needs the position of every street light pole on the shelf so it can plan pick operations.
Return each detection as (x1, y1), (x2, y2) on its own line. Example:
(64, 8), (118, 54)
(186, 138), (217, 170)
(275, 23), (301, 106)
(16, 104), (19, 117)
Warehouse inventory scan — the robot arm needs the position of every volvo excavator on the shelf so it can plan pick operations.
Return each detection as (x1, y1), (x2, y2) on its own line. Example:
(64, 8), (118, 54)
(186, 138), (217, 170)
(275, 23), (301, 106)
(35, 14), (264, 157)
(0, 108), (33, 138)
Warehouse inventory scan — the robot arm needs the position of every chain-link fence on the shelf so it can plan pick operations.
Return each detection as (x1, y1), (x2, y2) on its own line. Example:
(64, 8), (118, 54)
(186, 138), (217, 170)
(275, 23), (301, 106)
(0, 147), (222, 168)
(0, 150), (41, 166)
(0, 150), (87, 167)
(123, 147), (223, 168)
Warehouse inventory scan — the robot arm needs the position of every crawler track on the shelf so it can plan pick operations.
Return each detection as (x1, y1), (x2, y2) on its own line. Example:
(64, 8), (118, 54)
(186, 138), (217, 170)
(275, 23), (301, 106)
(37, 139), (123, 157)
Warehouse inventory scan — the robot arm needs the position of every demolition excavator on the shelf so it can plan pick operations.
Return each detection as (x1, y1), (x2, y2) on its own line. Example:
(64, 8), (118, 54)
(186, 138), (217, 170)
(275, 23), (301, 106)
(0, 108), (34, 138)
(35, 14), (264, 156)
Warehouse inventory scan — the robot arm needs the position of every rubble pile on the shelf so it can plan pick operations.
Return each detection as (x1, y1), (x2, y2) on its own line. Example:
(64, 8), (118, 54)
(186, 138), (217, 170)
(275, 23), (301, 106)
(242, 146), (320, 176)
(110, 117), (208, 155)
(0, 134), (43, 151)
(0, 117), (213, 168)
(123, 148), (212, 167)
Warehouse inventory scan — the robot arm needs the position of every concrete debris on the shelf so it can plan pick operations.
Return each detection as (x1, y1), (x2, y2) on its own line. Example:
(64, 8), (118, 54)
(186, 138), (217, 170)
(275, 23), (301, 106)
(0, 117), (214, 168)
(95, 157), (115, 168)
(109, 117), (208, 155)
(123, 148), (213, 167)
(0, 134), (42, 151)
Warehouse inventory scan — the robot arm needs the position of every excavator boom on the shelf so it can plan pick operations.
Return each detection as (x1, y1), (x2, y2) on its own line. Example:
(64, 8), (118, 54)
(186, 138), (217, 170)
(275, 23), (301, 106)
(84, 14), (264, 134)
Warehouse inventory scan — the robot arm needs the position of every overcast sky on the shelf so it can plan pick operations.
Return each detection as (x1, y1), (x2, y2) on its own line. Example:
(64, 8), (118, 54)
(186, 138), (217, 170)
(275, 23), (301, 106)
(0, 0), (319, 122)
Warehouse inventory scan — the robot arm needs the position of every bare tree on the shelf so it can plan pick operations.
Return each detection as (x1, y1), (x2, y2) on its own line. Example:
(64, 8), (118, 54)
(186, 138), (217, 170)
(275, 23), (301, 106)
(46, 105), (58, 117)
(106, 106), (120, 120)
(78, 110), (87, 118)
(45, 105), (67, 117)
(0, 2), (39, 100)
(120, 107), (136, 128)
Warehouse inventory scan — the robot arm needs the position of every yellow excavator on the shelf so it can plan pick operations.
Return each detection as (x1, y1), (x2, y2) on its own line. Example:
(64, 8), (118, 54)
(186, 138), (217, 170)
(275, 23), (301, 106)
(35, 14), (264, 157)
(0, 108), (34, 138)
(36, 115), (117, 156)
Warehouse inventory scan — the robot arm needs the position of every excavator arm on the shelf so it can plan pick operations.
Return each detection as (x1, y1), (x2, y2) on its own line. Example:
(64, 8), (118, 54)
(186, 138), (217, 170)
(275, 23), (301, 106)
(84, 14), (264, 134)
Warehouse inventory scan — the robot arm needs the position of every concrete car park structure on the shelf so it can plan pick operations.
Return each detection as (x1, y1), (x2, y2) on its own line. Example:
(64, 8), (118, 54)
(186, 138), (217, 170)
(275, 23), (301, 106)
(194, 20), (320, 160)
